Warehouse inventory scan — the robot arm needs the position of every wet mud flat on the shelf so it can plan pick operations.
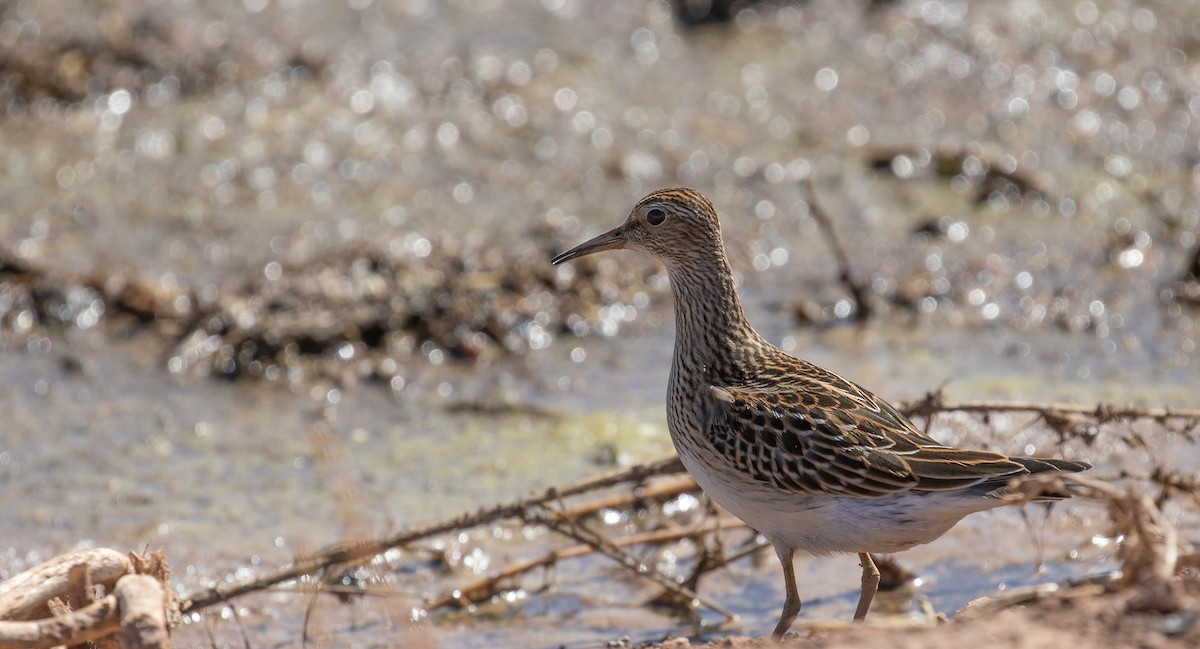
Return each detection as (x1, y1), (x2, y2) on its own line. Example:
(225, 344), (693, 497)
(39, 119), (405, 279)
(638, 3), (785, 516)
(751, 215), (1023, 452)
(672, 572), (1200, 649)
(2, 0), (1200, 647)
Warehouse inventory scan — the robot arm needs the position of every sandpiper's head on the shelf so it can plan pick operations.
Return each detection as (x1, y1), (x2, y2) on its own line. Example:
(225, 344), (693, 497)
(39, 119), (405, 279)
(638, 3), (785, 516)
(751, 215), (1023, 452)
(551, 188), (724, 266)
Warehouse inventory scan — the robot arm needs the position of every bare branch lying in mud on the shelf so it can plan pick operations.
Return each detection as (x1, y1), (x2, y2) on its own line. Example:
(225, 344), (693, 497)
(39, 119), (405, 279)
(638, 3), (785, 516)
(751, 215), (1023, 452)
(426, 518), (748, 612)
(955, 573), (1118, 620)
(1018, 475), (1183, 593)
(969, 472), (1196, 618)
(180, 456), (686, 613)
(521, 506), (739, 621)
(902, 394), (1200, 424)
(176, 395), (1199, 620)
(900, 392), (1200, 443)
(8, 393), (1199, 646)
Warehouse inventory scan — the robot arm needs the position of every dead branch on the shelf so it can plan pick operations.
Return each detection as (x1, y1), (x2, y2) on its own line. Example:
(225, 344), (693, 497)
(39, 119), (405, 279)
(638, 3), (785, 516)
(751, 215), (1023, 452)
(803, 177), (874, 320)
(554, 474), (699, 519)
(519, 506), (739, 621)
(962, 470), (1196, 618)
(1010, 474), (1187, 596)
(899, 394), (1200, 449)
(427, 518), (748, 611)
(900, 396), (1200, 423)
(955, 574), (1117, 620)
(180, 394), (1196, 617)
(866, 142), (1064, 205)
(165, 396), (1194, 628)
(654, 532), (771, 608)
(181, 456), (686, 613)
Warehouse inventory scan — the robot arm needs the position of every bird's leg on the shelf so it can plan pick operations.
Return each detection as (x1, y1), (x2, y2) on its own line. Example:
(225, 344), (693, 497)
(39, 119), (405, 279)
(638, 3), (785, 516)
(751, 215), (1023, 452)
(771, 546), (802, 639)
(853, 552), (880, 621)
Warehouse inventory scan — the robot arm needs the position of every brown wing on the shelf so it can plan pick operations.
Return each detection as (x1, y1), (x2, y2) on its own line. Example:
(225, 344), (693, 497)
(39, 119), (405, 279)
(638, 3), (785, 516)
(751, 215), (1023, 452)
(701, 360), (1031, 498)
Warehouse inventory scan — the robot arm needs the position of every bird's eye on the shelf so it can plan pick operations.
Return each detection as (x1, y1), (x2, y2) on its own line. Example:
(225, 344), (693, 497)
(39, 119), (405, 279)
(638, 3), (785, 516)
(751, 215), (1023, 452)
(646, 207), (666, 225)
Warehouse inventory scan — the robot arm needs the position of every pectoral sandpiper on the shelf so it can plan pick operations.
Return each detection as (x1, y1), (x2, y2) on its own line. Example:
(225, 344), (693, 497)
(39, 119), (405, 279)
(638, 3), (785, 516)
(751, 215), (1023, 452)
(552, 187), (1090, 638)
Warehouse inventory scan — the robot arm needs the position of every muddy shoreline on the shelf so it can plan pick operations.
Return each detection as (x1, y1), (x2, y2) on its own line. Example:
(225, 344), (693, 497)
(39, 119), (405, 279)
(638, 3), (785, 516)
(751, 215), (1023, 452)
(2, 1), (1199, 647)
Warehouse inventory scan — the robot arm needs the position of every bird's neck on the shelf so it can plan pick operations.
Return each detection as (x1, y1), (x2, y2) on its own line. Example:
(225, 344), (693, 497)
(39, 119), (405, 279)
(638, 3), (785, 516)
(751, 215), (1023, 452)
(665, 251), (763, 376)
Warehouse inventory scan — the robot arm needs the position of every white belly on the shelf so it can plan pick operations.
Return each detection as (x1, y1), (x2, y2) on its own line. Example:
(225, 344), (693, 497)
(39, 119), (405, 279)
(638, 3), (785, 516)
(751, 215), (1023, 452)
(675, 443), (1002, 556)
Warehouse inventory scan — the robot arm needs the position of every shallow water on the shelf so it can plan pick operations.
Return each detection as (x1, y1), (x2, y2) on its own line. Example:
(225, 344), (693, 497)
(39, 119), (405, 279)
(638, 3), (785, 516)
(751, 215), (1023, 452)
(2, 315), (1192, 647)
(2, 1), (1199, 647)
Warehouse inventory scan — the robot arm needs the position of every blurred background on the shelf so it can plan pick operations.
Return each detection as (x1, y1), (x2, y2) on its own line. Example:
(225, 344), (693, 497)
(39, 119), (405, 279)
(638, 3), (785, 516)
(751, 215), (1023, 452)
(1, 1), (1198, 647)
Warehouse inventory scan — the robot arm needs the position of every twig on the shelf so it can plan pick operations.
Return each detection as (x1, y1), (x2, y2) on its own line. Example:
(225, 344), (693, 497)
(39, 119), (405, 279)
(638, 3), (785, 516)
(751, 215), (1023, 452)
(0, 572), (171, 649)
(900, 393), (1200, 448)
(660, 532), (770, 606)
(900, 397), (1200, 423)
(803, 177), (873, 320)
(956, 574), (1116, 620)
(866, 142), (1064, 206)
(426, 518), (748, 611)
(553, 474), (698, 520)
(521, 506), (739, 622)
(181, 456), (685, 613)
(1009, 474), (1183, 589)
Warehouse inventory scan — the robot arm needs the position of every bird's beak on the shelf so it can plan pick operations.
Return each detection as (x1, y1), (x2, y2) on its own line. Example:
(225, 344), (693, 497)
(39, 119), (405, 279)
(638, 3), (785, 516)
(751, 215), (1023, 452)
(551, 224), (626, 265)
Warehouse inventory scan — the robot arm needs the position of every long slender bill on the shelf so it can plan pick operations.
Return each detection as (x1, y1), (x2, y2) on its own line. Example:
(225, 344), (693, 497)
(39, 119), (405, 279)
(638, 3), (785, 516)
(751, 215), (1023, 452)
(551, 225), (626, 265)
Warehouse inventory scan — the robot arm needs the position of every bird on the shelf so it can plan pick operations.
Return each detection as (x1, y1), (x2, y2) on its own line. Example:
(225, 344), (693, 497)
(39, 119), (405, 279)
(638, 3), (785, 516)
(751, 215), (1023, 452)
(551, 187), (1091, 638)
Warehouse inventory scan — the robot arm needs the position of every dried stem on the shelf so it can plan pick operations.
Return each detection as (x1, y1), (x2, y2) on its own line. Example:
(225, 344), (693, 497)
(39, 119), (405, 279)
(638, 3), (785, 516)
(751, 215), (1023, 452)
(519, 506), (739, 621)
(803, 177), (874, 320)
(181, 456), (685, 613)
(866, 142), (1064, 205)
(900, 395), (1200, 424)
(426, 518), (747, 611)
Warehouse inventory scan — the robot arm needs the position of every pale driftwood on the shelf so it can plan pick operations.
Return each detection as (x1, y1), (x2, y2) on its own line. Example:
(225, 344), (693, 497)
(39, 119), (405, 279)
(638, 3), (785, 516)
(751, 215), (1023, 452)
(0, 549), (132, 622)
(0, 574), (170, 649)
(116, 575), (171, 649)
(0, 551), (174, 649)
(0, 596), (119, 649)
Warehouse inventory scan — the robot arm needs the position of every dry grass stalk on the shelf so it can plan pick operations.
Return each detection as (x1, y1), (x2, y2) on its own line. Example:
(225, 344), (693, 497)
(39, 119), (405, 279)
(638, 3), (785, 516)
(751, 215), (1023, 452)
(803, 177), (874, 320)
(975, 472), (1196, 618)
(900, 392), (1200, 440)
(520, 505), (739, 621)
(426, 518), (748, 611)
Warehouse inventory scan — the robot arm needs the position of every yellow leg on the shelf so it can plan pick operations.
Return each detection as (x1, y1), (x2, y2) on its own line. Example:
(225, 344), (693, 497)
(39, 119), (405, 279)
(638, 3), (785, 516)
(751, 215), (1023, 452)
(853, 552), (880, 621)
(771, 546), (802, 639)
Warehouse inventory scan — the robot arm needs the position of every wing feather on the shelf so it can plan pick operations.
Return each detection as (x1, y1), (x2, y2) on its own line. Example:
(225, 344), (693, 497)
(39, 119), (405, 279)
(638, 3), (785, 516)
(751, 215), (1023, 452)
(701, 362), (1033, 498)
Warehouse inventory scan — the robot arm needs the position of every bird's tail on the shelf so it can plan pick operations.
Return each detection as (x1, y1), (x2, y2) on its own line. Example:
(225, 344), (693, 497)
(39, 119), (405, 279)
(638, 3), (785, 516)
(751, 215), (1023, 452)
(1005, 456), (1092, 501)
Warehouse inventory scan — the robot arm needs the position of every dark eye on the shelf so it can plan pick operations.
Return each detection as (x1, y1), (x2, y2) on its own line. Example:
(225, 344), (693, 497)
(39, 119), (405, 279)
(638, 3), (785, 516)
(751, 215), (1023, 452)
(646, 207), (666, 225)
